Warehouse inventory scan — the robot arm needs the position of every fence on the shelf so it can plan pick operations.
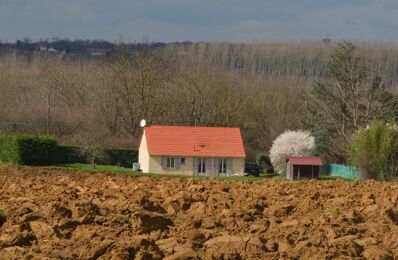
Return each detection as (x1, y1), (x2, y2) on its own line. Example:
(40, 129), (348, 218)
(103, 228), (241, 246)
(322, 164), (363, 180)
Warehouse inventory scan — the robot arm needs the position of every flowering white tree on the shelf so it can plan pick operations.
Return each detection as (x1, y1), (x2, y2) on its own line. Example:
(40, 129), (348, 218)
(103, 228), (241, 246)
(270, 130), (316, 175)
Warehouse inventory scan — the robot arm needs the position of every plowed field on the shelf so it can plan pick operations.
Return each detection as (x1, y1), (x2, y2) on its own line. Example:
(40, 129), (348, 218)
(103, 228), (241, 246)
(0, 167), (398, 259)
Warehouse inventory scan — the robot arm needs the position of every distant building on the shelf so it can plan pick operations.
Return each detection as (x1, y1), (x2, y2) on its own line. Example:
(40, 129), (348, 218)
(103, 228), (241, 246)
(47, 47), (58, 53)
(38, 46), (58, 53)
(322, 38), (332, 44)
(86, 48), (110, 56)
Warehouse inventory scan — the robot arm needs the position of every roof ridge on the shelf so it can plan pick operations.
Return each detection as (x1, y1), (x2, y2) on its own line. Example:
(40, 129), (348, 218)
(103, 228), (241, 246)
(288, 155), (320, 157)
(146, 125), (241, 129)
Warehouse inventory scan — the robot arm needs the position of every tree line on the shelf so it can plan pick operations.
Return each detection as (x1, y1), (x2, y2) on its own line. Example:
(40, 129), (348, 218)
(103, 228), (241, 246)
(164, 41), (398, 88)
(0, 41), (397, 163)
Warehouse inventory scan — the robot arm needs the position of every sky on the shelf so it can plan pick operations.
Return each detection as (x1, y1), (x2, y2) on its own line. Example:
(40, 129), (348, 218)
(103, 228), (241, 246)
(1, 0), (398, 43)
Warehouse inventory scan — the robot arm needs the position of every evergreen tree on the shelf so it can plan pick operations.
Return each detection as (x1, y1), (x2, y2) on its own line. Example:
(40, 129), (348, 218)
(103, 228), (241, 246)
(305, 42), (398, 162)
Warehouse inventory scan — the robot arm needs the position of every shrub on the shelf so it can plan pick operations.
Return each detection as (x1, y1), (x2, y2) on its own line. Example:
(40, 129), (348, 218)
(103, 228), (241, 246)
(269, 130), (316, 175)
(0, 134), (138, 168)
(0, 135), (20, 164)
(349, 121), (398, 180)
(256, 153), (273, 173)
(0, 134), (57, 165)
(356, 151), (379, 180)
(54, 145), (86, 164)
(102, 148), (138, 168)
(55, 145), (138, 168)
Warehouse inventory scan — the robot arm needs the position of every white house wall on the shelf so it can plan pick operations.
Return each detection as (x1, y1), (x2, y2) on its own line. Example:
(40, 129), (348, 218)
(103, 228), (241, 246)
(149, 156), (194, 176)
(138, 131), (150, 173)
(147, 156), (245, 176)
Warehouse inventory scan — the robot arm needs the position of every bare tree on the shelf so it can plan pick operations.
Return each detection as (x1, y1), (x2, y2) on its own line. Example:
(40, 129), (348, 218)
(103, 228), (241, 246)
(70, 111), (111, 170)
(104, 49), (169, 136)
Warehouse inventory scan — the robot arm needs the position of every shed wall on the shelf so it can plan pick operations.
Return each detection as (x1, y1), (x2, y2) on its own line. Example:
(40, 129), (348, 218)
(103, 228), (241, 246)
(292, 165), (320, 180)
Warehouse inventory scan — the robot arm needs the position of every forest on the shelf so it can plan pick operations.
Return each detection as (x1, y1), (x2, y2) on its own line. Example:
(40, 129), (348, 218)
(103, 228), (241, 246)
(1, 40), (398, 162)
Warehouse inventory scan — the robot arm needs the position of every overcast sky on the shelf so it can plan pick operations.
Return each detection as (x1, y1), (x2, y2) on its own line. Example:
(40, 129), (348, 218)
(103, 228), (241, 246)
(1, 0), (398, 42)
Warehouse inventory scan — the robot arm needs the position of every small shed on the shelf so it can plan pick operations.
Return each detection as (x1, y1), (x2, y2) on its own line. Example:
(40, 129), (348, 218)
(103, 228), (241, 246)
(286, 156), (323, 180)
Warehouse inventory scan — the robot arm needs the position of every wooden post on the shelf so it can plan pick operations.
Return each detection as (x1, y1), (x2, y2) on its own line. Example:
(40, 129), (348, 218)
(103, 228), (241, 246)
(312, 165), (314, 179)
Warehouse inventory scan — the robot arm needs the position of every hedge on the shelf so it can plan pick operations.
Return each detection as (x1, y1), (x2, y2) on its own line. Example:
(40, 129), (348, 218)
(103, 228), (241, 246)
(102, 148), (138, 168)
(0, 134), (138, 167)
(54, 145), (86, 164)
(55, 146), (138, 168)
(0, 134), (57, 165)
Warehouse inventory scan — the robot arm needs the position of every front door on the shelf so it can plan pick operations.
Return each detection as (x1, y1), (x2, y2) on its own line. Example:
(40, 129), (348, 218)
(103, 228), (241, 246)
(197, 158), (206, 176)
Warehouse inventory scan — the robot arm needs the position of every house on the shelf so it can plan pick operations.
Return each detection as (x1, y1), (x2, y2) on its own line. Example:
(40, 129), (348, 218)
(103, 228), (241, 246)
(47, 47), (58, 53)
(86, 48), (110, 56)
(138, 125), (246, 176)
(286, 156), (323, 180)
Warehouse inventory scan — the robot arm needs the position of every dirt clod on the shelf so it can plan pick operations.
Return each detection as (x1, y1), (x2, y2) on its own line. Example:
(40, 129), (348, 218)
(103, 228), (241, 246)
(385, 208), (398, 225)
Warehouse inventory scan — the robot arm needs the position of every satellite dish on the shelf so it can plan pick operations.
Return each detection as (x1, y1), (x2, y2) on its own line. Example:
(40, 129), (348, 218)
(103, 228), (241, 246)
(140, 119), (147, 128)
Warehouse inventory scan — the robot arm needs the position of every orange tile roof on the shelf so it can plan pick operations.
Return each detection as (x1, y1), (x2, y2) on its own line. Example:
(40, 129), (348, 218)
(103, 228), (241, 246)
(144, 125), (246, 158)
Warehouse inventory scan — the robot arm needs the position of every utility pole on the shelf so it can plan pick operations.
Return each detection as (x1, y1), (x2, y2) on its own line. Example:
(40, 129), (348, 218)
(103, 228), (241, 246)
(46, 88), (51, 135)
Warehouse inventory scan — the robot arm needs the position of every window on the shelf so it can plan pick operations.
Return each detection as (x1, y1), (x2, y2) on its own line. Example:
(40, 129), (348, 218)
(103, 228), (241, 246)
(219, 159), (227, 174)
(162, 157), (181, 169)
(198, 158), (206, 174)
(181, 157), (186, 165)
(166, 157), (175, 168)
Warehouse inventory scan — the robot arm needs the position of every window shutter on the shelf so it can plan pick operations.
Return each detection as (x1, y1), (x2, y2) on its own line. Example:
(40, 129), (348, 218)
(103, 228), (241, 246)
(175, 157), (181, 169)
(193, 158), (198, 176)
(205, 158), (212, 176)
(227, 158), (233, 176)
(161, 157), (166, 168)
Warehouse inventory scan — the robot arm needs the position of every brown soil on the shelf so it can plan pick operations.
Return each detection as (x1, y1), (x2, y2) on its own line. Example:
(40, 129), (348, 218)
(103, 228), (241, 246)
(0, 166), (398, 259)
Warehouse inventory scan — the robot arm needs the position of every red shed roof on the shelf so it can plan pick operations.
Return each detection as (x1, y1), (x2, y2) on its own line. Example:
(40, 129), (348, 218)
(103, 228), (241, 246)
(287, 156), (323, 166)
(144, 125), (246, 158)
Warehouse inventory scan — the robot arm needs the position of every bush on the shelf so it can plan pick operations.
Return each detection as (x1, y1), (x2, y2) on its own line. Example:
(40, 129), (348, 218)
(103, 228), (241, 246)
(356, 151), (379, 180)
(0, 134), (138, 168)
(349, 121), (398, 180)
(256, 153), (273, 173)
(101, 148), (138, 168)
(0, 134), (57, 165)
(0, 135), (20, 164)
(54, 145), (86, 164)
(269, 130), (316, 175)
(55, 145), (138, 168)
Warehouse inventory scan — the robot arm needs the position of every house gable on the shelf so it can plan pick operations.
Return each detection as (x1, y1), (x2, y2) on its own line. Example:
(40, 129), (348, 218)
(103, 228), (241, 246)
(138, 130), (150, 173)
